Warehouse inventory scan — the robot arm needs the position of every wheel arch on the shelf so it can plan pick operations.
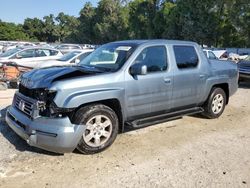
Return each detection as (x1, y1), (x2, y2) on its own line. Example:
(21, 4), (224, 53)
(73, 98), (124, 133)
(210, 83), (229, 104)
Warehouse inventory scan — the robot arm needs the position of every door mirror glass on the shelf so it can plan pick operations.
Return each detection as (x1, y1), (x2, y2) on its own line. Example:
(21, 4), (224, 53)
(130, 63), (147, 75)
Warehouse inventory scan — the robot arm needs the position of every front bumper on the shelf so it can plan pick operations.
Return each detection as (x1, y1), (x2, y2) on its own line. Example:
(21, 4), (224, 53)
(5, 106), (85, 153)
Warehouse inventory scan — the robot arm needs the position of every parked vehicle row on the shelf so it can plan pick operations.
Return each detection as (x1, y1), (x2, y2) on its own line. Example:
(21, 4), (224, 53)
(203, 48), (249, 62)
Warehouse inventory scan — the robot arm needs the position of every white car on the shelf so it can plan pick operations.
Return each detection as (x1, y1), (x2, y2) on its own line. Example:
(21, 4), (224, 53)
(203, 49), (218, 60)
(55, 44), (83, 54)
(38, 49), (94, 68)
(0, 47), (63, 68)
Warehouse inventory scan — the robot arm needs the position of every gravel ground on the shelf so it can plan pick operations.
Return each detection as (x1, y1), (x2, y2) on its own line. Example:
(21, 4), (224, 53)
(0, 84), (250, 188)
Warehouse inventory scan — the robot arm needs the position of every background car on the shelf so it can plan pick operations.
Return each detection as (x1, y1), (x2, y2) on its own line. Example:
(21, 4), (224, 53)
(0, 47), (63, 68)
(55, 44), (83, 54)
(203, 49), (218, 60)
(38, 49), (94, 68)
(213, 50), (229, 60)
(238, 55), (250, 82)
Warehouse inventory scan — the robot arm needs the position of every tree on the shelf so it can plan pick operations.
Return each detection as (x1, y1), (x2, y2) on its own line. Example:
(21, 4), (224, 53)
(170, 0), (218, 46)
(93, 0), (129, 43)
(128, 0), (159, 39)
(42, 14), (58, 42)
(76, 2), (96, 43)
(23, 18), (44, 41)
(0, 21), (29, 41)
(55, 12), (80, 42)
(155, 1), (177, 39)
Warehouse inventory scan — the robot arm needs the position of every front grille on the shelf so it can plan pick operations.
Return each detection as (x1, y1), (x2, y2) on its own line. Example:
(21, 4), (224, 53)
(19, 84), (39, 99)
(19, 84), (47, 101)
(14, 94), (34, 118)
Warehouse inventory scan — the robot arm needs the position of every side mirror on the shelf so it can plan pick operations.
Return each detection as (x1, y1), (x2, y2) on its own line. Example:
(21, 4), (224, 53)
(130, 63), (147, 76)
(75, 58), (80, 64)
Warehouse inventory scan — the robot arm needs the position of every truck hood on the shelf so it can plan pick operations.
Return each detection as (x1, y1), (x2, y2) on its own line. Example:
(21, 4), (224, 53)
(20, 66), (104, 89)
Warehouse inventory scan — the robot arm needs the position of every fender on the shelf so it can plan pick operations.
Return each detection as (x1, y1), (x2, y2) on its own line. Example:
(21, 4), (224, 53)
(54, 87), (127, 122)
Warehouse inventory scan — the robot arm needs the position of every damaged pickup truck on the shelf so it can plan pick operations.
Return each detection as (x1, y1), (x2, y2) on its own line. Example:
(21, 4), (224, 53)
(6, 40), (238, 154)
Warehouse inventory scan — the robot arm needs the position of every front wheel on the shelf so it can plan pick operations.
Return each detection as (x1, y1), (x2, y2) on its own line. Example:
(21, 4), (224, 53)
(202, 88), (226, 119)
(73, 104), (119, 154)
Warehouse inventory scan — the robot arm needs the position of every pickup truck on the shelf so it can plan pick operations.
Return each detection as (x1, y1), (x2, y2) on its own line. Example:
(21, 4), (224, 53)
(5, 40), (238, 154)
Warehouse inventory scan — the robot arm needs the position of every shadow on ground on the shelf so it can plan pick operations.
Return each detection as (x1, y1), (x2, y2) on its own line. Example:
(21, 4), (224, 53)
(0, 106), (61, 156)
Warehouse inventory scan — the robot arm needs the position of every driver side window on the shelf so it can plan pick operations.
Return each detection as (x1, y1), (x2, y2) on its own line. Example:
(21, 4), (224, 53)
(134, 46), (168, 73)
(16, 49), (35, 58)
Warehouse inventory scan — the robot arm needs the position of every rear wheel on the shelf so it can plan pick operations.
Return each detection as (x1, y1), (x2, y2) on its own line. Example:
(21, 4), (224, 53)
(202, 87), (226, 119)
(73, 104), (119, 154)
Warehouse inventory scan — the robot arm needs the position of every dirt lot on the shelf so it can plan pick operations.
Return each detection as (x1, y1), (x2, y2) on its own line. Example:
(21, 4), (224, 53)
(0, 84), (250, 188)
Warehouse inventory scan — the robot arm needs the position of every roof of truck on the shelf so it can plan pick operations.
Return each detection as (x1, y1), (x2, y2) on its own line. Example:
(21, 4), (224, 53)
(111, 39), (197, 46)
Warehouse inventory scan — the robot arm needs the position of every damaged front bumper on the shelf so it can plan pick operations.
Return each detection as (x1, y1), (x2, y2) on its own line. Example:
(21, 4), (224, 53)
(5, 106), (85, 153)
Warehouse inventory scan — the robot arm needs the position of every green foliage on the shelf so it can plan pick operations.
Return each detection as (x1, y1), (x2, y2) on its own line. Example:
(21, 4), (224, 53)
(75, 2), (97, 43)
(94, 0), (129, 43)
(56, 12), (80, 42)
(0, 21), (29, 41)
(0, 0), (249, 47)
(23, 18), (43, 41)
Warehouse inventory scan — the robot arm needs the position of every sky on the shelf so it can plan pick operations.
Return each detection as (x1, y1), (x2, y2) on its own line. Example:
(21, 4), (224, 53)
(0, 0), (99, 24)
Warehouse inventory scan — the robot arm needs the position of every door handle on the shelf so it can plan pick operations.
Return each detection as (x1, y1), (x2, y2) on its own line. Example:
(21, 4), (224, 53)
(199, 74), (205, 79)
(164, 78), (171, 84)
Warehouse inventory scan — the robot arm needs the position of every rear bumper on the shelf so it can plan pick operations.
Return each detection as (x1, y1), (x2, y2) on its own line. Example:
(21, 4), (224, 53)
(5, 106), (85, 153)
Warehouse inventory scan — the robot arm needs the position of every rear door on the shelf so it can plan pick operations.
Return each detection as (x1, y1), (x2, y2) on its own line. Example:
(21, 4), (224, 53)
(171, 45), (203, 109)
(125, 45), (173, 119)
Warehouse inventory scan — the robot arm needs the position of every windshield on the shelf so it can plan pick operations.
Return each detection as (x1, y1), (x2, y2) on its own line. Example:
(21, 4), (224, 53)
(0, 48), (21, 58)
(79, 43), (137, 72)
(58, 51), (81, 61)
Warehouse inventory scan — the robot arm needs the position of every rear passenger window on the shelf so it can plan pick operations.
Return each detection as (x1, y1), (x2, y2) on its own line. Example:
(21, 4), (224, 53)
(50, 50), (58, 56)
(173, 46), (199, 69)
(134, 46), (168, 73)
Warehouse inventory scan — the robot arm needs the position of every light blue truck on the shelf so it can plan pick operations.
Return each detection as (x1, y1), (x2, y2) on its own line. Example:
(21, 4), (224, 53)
(6, 40), (238, 154)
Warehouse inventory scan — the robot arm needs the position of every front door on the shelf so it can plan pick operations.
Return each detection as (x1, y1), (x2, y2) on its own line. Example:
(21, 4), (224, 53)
(125, 45), (173, 120)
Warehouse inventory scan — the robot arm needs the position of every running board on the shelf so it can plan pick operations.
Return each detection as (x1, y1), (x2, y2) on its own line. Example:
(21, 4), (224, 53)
(128, 107), (204, 129)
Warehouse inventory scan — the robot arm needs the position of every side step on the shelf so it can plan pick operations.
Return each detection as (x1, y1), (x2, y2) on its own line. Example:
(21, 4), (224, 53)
(128, 107), (204, 129)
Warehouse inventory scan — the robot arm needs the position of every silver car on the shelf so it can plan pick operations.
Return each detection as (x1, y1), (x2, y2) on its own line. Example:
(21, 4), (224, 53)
(38, 49), (94, 68)
(55, 44), (83, 54)
(0, 47), (63, 68)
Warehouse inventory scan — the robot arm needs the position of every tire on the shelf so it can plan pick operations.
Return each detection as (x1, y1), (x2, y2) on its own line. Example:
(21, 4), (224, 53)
(202, 87), (226, 119)
(73, 104), (119, 154)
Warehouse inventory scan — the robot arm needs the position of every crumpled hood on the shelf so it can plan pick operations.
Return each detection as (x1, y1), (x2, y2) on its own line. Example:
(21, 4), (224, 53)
(20, 66), (102, 89)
